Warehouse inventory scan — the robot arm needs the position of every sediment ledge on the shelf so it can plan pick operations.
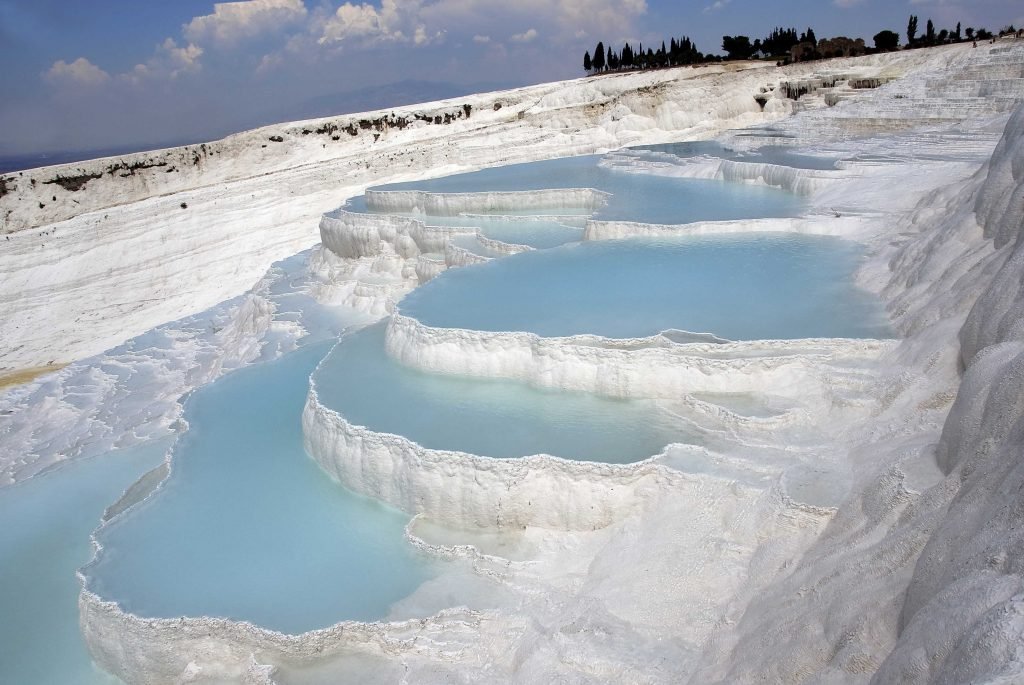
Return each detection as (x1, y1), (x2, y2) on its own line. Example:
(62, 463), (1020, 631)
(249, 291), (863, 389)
(363, 187), (609, 216)
(383, 313), (894, 400)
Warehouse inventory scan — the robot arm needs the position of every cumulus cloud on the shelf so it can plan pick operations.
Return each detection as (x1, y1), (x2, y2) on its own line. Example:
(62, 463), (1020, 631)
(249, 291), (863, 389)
(318, 0), (645, 47)
(115, 38), (205, 84)
(542, 0), (646, 37)
(44, 57), (110, 87)
(42, 0), (650, 98)
(413, 24), (431, 45)
(184, 0), (308, 46)
(154, 39), (205, 78)
(319, 0), (413, 44)
(510, 28), (539, 43)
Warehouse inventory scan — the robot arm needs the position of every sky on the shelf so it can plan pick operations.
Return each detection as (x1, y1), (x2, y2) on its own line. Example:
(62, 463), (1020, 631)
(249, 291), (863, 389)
(0, 0), (1021, 158)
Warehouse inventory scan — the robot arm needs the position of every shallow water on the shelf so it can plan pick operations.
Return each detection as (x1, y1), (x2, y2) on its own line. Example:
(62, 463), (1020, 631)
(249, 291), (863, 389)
(0, 142), (888, 683)
(476, 218), (584, 249)
(315, 324), (692, 461)
(430, 216), (585, 249)
(625, 141), (841, 170)
(448, 233), (504, 257)
(400, 234), (893, 341)
(0, 442), (169, 685)
(85, 342), (436, 634)
(364, 153), (803, 225)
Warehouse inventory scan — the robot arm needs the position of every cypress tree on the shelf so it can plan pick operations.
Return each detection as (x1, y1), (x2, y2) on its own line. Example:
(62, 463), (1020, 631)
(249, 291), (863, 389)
(593, 41), (605, 71)
(584, 50), (592, 72)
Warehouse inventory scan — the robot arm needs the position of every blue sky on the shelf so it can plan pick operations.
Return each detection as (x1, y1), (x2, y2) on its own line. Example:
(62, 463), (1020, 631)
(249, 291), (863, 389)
(1, 0), (1021, 156)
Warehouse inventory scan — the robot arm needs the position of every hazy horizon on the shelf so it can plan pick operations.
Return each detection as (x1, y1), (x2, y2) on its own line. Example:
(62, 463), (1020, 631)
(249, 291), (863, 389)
(0, 77), (517, 172)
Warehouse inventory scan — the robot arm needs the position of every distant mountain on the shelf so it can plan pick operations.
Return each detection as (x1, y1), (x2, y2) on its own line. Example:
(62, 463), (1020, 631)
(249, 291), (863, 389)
(0, 79), (520, 174)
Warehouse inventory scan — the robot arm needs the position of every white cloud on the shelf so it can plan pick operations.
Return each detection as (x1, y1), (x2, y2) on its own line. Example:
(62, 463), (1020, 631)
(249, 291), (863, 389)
(117, 39), (205, 83)
(316, 0), (445, 47)
(510, 28), (539, 43)
(184, 0), (308, 46)
(318, 0), (645, 48)
(540, 0), (646, 37)
(833, 0), (864, 6)
(319, 0), (410, 44)
(44, 57), (110, 87)
(119, 63), (151, 86)
(156, 39), (205, 78)
(703, 0), (731, 13)
(42, 0), (649, 94)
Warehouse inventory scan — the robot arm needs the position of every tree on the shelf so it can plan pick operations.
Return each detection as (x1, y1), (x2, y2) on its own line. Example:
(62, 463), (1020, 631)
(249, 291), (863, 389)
(874, 30), (900, 52)
(907, 15), (918, 45)
(581, 34), (704, 74)
(721, 35), (754, 60)
(926, 19), (936, 44)
(955, 22), (962, 41)
(593, 41), (605, 71)
(965, 27), (975, 40)
(761, 27), (799, 57)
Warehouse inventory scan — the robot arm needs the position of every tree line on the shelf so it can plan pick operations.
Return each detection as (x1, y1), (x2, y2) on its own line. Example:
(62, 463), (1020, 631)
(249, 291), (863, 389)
(902, 15), (1010, 48)
(583, 16), (1020, 75)
(584, 36), (706, 74)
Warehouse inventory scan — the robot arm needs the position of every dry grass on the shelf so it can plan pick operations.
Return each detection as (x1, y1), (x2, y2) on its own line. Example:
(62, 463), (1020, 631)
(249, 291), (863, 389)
(0, 364), (66, 390)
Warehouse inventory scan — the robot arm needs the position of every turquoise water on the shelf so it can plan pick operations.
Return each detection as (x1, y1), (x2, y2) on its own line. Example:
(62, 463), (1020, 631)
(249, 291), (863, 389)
(397, 214), (586, 250)
(362, 154), (803, 225)
(418, 215), (584, 250)
(401, 234), (893, 341)
(476, 218), (584, 249)
(625, 141), (841, 170)
(315, 324), (691, 462)
(85, 342), (435, 634)
(0, 145), (879, 684)
(0, 442), (169, 685)
(449, 233), (504, 258)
